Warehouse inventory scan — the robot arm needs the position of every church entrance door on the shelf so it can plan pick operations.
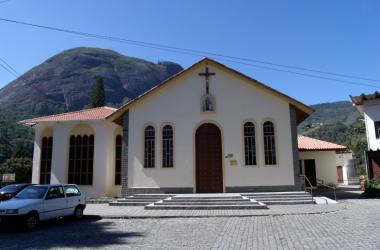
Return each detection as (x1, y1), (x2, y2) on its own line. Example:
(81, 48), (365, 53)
(195, 123), (223, 193)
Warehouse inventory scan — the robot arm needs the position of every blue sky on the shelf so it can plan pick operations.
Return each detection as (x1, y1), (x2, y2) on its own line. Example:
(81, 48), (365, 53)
(0, 0), (379, 105)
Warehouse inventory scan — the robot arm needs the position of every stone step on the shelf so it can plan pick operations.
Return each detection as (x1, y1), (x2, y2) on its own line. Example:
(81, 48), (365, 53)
(123, 197), (167, 200)
(242, 191), (309, 195)
(246, 196), (312, 200)
(127, 196), (173, 199)
(119, 197), (166, 200)
(261, 200), (315, 205)
(154, 201), (256, 205)
(244, 193), (310, 197)
(169, 199), (249, 203)
(116, 199), (163, 203)
(163, 199), (255, 204)
(245, 194), (311, 198)
(145, 204), (268, 210)
(109, 201), (153, 206)
(171, 197), (245, 201)
(132, 194), (174, 197)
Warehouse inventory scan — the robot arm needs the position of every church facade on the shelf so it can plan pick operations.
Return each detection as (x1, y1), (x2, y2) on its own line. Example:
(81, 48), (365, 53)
(21, 58), (314, 197)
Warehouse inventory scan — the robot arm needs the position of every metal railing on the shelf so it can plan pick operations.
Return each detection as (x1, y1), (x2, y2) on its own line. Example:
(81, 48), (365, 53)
(300, 174), (314, 203)
(316, 179), (337, 201)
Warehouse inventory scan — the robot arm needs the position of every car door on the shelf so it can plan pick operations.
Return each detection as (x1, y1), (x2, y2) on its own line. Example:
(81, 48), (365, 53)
(43, 186), (67, 219)
(64, 185), (83, 215)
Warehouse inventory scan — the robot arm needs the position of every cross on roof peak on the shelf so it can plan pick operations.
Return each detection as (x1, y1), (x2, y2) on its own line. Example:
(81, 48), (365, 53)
(198, 67), (215, 78)
(198, 67), (215, 95)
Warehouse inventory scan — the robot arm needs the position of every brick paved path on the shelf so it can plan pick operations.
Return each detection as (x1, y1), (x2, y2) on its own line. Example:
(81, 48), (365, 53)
(0, 199), (379, 250)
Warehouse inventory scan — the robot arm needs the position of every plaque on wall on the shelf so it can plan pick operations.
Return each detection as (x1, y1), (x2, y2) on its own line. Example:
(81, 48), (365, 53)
(230, 160), (238, 166)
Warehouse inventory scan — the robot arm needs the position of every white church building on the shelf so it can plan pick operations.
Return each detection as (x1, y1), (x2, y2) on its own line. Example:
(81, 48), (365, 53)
(21, 58), (325, 197)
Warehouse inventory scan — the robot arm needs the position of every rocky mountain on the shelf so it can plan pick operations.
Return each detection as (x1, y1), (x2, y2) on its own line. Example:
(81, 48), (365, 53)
(0, 47), (183, 164)
(0, 47), (183, 118)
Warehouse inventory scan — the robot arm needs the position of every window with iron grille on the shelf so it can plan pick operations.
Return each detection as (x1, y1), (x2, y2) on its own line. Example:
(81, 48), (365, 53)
(144, 126), (155, 168)
(162, 125), (174, 168)
(68, 134), (94, 185)
(375, 121), (380, 139)
(244, 122), (256, 165)
(115, 135), (122, 185)
(263, 121), (277, 165)
(40, 136), (53, 184)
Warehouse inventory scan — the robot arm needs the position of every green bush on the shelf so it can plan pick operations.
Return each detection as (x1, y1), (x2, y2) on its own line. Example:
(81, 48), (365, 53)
(364, 180), (380, 197)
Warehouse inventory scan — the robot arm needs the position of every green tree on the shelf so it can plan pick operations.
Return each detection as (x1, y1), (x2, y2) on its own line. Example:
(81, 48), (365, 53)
(90, 77), (105, 108)
(0, 157), (32, 183)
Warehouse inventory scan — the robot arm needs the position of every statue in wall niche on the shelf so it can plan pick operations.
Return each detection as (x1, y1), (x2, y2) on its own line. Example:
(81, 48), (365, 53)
(204, 95), (213, 111)
(201, 94), (216, 112)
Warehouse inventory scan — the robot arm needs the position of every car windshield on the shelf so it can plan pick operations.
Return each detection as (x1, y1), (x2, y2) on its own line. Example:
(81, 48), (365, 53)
(0, 184), (25, 193)
(15, 186), (48, 199)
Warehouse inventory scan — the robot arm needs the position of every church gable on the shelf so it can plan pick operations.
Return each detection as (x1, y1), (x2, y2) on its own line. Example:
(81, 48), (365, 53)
(125, 61), (293, 122)
(107, 58), (313, 125)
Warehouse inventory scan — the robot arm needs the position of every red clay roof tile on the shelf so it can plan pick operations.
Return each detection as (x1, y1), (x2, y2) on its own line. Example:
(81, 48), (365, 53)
(19, 106), (117, 125)
(298, 135), (346, 151)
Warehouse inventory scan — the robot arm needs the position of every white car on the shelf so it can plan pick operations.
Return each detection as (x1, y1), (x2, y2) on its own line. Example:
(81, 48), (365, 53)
(0, 184), (86, 230)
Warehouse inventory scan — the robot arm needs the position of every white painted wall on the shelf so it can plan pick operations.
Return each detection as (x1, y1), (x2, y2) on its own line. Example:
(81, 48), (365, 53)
(299, 151), (337, 185)
(363, 99), (380, 150)
(336, 151), (355, 184)
(31, 120), (122, 198)
(128, 62), (296, 190)
(31, 126), (43, 184)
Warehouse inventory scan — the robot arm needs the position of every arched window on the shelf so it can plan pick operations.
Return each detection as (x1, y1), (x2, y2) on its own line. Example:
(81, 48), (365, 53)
(263, 121), (276, 165)
(144, 126), (155, 168)
(40, 136), (53, 184)
(68, 134), (94, 185)
(162, 125), (174, 168)
(244, 122), (256, 166)
(115, 135), (122, 185)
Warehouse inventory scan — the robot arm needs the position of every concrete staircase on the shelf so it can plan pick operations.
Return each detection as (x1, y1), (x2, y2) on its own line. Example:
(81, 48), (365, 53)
(109, 192), (316, 208)
(109, 194), (174, 206)
(242, 191), (315, 205)
(145, 194), (268, 210)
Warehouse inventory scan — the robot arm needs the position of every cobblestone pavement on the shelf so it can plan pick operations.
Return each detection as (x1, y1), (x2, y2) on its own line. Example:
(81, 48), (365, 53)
(0, 199), (379, 250)
(84, 203), (344, 218)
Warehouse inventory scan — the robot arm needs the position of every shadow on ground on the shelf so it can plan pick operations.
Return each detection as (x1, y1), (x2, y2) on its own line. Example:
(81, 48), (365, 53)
(0, 216), (145, 249)
(316, 188), (379, 200)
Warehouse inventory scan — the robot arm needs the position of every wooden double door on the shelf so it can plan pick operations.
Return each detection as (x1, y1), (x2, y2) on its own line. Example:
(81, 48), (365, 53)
(195, 123), (223, 193)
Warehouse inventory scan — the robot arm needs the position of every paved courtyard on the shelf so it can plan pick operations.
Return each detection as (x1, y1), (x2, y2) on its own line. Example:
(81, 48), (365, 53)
(0, 199), (379, 250)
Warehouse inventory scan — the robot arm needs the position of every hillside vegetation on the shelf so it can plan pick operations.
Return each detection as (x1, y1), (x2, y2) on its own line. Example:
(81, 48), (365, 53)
(0, 47), (183, 118)
(299, 101), (367, 169)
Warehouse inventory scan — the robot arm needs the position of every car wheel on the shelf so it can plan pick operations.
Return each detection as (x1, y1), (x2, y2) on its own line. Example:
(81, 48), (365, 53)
(25, 213), (39, 230)
(73, 206), (84, 220)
